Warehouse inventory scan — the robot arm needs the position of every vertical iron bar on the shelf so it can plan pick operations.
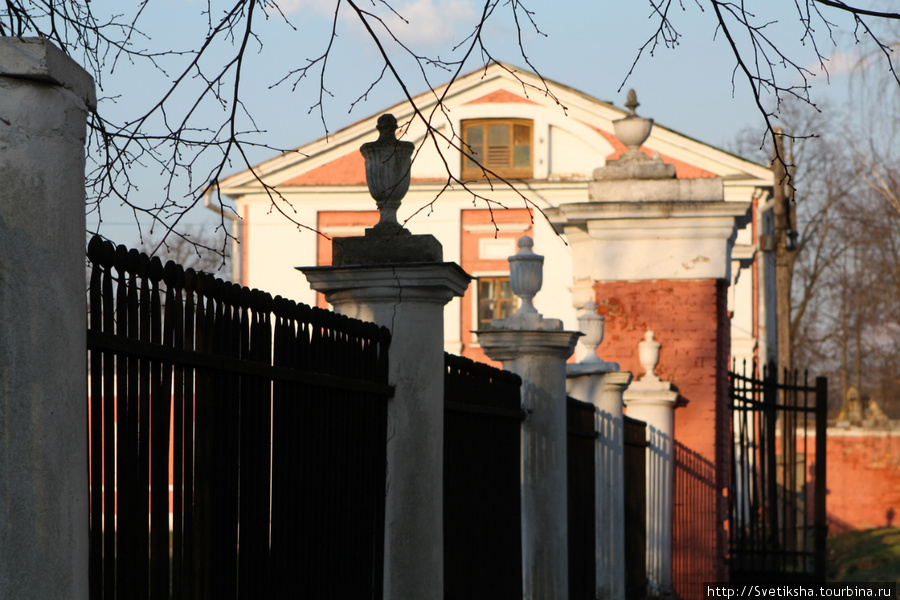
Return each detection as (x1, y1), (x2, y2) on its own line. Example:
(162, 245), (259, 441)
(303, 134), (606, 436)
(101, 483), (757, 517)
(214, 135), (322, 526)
(123, 251), (142, 598)
(814, 377), (828, 582)
(166, 265), (185, 600)
(182, 271), (197, 600)
(800, 373), (809, 566)
(113, 255), (130, 600)
(102, 251), (116, 600)
(149, 259), (169, 600)
(269, 307), (290, 598)
(137, 254), (152, 597)
(208, 288), (226, 600)
(88, 247), (103, 600)
(237, 291), (272, 598)
(211, 282), (239, 600)
(192, 285), (215, 600)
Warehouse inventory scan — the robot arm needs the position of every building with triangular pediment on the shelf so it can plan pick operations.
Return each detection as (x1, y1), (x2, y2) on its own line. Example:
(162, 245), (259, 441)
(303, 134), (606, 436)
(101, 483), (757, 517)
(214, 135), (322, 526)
(211, 62), (775, 369)
(210, 61), (779, 597)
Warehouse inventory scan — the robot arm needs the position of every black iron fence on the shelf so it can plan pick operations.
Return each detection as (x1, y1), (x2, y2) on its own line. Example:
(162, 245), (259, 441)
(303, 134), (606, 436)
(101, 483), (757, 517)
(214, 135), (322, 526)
(443, 353), (523, 600)
(568, 396), (598, 600)
(624, 415), (648, 600)
(86, 236), (393, 600)
(729, 362), (827, 585)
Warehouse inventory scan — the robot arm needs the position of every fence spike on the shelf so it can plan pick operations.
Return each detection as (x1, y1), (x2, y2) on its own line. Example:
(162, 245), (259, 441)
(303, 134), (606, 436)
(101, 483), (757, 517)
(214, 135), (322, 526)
(239, 286), (253, 309)
(163, 260), (183, 288)
(125, 248), (140, 275)
(87, 235), (105, 263)
(210, 277), (226, 301)
(148, 255), (164, 283)
(114, 244), (129, 273)
(261, 291), (273, 313)
(184, 268), (197, 293)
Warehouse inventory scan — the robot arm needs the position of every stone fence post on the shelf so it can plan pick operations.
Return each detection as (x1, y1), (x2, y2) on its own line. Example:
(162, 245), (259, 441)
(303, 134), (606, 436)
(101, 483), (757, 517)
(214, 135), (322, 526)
(0, 38), (96, 600)
(624, 331), (678, 598)
(477, 237), (581, 600)
(300, 114), (470, 600)
(566, 302), (633, 600)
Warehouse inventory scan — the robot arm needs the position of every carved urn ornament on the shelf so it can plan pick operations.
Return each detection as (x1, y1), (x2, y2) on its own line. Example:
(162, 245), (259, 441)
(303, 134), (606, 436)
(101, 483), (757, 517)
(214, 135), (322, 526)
(360, 114), (415, 234)
(508, 236), (543, 315)
(638, 330), (661, 381)
(577, 301), (605, 363)
(612, 89), (654, 159)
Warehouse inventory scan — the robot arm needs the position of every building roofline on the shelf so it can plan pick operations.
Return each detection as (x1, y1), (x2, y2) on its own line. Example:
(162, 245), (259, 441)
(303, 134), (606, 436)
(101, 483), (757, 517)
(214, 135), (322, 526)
(212, 61), (772, 199)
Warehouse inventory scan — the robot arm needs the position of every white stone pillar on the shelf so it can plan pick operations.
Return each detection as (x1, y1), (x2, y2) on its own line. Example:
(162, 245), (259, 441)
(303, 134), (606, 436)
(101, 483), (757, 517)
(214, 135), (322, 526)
(0, 38), (95, 600)
(303, 263), (470, 600)
(623, 331), (678, 598)
(303, 114), (470, 600)
(477, 237), (580, 600)
(566, 303), (633, 600)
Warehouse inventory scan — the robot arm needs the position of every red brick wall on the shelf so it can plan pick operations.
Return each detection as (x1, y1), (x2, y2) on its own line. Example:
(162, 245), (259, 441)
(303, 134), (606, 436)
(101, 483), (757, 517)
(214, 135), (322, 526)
(594, 278), (730, 596)
(811, 431), (900, 532)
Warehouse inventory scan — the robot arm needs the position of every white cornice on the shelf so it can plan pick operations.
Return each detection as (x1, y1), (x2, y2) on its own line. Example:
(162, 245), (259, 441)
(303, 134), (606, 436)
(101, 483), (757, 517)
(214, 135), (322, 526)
(557, 200), (751, 282)
(555, 200), (752, 228)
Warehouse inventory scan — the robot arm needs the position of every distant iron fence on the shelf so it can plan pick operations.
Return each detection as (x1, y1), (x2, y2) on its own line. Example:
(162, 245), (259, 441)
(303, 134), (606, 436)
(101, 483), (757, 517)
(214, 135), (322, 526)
(86, 236), (393, 600)
(673, 441), (717, 600)
(443, 353), (523, 600)
(728, 362), (827, 585)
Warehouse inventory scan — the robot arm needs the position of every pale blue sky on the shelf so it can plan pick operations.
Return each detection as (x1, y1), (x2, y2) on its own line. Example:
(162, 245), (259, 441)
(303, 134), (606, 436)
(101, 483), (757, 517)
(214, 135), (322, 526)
(85, 0), (874, 247)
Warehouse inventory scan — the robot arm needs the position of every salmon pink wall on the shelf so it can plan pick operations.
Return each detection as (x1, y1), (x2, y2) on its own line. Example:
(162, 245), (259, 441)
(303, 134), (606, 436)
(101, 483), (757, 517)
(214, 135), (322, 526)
(316, 211), (379, 307)
(807, 431), (900, 533)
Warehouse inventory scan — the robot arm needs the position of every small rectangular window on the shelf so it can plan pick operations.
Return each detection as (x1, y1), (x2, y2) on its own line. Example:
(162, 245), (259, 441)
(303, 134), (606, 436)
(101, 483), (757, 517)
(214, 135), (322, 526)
(463, 119), (533, 180)
(477, 276), (518, 329)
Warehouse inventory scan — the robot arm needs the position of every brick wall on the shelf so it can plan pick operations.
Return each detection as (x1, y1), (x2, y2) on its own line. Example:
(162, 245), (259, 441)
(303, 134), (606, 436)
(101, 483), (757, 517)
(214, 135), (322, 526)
(812, 430), (900, 532)
(594, 278), (730, 595)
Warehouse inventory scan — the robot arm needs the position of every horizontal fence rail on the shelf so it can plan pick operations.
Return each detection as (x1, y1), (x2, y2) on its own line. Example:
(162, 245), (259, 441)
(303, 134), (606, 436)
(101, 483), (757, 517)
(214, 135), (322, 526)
(443, 353), (523, 600)
(86, 235), (392, 600)
(728, 362), (827, 585)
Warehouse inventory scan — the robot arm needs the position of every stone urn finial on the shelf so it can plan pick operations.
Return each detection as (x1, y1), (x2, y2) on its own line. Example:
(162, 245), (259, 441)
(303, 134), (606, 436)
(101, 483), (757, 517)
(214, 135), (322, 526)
(613, 89), (654, 157)
(638, 330), (661, 381)
(625, 89), (639, 115)
(508, 236), (543, 316)
(360, 114), (416, 234)
(577, 301), (605, 363)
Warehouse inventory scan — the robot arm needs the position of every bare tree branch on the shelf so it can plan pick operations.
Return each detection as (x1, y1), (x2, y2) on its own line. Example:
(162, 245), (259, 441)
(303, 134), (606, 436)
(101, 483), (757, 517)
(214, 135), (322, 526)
(6, 0), (900, 252)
